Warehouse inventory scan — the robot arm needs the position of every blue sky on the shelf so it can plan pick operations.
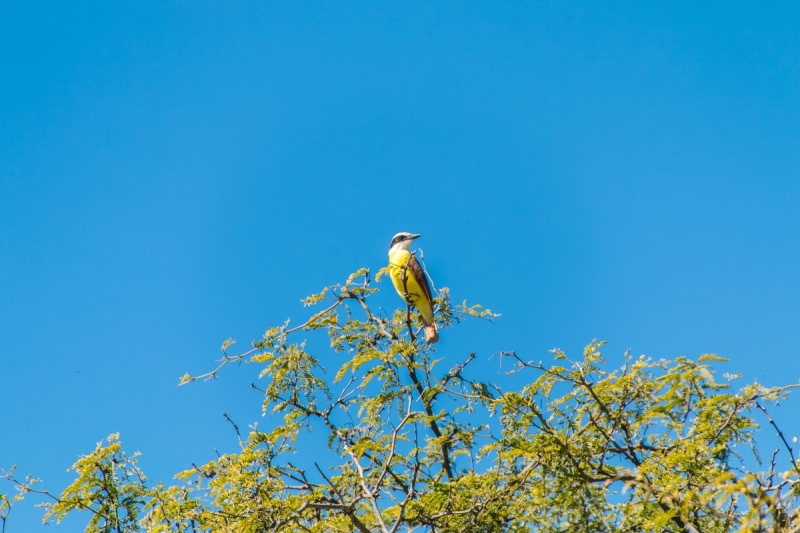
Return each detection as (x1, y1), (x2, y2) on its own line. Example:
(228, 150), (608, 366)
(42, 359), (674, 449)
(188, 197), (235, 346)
(1, 1), (799, 530)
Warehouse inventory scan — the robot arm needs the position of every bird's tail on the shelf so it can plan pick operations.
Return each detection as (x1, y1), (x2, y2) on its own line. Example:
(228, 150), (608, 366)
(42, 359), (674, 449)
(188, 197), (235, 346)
(424, 321), (439, 345)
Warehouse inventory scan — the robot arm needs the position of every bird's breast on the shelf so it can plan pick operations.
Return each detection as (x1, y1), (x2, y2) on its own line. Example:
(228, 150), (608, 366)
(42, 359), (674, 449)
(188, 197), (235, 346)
(387, 249), (414, 300)
(387, 249), (411, 268)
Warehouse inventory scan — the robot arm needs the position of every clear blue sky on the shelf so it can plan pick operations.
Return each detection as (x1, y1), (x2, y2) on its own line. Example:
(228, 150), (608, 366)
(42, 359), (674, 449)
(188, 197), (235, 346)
(1, 2), (799, 530)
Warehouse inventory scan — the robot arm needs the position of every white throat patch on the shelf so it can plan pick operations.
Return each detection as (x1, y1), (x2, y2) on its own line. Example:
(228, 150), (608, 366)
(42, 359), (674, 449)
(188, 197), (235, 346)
(389, 239), (413, 254)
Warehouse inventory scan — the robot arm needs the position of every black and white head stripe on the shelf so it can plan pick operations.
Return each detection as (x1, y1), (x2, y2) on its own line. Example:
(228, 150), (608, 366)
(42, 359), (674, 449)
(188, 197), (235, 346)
(389, 232), (421, 249)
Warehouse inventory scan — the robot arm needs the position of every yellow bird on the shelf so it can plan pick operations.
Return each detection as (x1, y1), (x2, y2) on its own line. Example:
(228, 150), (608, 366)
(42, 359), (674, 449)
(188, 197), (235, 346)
(387, 232), (439, 345)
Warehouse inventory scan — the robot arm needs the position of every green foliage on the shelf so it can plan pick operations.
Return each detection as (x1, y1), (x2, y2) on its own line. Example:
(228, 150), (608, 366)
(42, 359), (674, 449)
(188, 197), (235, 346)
(3, 269), (800, 532)
(1, 487), (12, 533)
(0, 468), (48, 533)
(44, 434), (147, 532)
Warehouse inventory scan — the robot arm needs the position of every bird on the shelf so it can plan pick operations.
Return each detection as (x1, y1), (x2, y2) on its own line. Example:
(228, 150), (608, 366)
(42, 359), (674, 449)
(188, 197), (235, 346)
(387, 232), (439, 345)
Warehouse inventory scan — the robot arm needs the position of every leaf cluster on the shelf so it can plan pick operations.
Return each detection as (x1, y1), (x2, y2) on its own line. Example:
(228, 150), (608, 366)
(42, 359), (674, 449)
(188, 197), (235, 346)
(3, 270), (799, 532)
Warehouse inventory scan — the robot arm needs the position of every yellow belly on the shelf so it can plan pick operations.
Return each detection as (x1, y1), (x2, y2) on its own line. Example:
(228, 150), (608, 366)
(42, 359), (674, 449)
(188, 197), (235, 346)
(387, 249), (434, 325)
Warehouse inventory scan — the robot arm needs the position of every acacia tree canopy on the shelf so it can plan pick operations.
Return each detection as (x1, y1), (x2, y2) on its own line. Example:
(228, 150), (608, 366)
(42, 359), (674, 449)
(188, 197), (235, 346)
(3, 268), (800, 533)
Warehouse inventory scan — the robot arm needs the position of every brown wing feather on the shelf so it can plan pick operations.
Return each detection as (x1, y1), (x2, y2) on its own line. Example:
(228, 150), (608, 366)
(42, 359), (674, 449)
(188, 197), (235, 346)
(408, 255), (433, 304)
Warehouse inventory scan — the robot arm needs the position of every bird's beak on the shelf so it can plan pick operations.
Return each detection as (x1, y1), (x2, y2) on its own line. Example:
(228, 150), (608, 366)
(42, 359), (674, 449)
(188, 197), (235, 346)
(409, 234), (421, 240)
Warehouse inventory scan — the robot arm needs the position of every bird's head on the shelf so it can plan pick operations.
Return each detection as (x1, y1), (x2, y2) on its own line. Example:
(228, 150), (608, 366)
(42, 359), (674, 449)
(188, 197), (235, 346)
(389, 232), (421, 252)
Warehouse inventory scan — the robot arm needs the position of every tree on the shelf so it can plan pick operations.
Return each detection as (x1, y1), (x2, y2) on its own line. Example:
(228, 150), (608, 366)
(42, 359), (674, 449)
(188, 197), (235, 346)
(3, 268), (800, 532)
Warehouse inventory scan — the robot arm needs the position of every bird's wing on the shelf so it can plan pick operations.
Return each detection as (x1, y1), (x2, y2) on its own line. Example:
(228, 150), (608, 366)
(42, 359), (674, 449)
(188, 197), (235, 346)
(408, 255), (433, 304)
